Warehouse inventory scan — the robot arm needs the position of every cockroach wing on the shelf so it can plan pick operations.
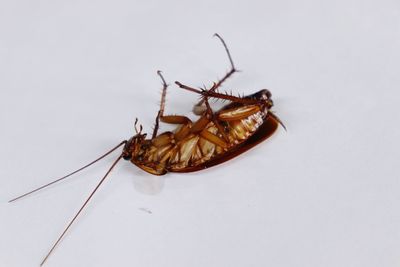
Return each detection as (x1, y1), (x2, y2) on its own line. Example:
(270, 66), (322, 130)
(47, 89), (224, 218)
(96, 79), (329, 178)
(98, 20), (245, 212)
(172, 115), (279, 173)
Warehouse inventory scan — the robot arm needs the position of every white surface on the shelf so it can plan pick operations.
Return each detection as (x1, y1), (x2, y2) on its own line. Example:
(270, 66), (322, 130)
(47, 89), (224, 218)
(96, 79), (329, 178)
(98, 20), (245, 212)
(1, 1), (400, 267)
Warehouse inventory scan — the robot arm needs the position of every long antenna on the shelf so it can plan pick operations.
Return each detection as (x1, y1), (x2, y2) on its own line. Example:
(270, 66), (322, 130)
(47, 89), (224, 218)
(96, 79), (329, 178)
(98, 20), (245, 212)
(9, 141), (127, 203)
(40, 154), (124, 266)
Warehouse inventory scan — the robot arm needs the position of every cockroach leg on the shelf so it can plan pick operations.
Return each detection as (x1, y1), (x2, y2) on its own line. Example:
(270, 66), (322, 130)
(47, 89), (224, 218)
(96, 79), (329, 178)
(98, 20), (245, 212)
(160, 115), (192, 125)
(152, 71), (168, 139)
(175, 81), (259, 105)
(152, 71), (192, 141)
(174, 81), (203, 94)
(194, 33), (237, 110)
(199, 129), (228, 149)
(211, 33), (237, 91)
(152, 78), (224, 143)
(203, 97), (229, 141)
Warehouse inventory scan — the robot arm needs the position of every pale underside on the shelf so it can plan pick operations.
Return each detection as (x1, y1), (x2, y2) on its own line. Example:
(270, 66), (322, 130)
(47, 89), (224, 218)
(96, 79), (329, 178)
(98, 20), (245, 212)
(132, 109), (267, 175)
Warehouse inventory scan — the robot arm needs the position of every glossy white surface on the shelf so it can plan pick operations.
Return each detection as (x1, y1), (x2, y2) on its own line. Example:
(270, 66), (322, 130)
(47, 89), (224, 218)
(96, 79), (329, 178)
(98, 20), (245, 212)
(1, 1), (399, 266)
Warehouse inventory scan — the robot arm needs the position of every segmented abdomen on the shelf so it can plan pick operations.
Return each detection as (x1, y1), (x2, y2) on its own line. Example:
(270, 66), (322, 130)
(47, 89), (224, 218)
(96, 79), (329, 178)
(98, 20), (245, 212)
(138, 110), (267, 174)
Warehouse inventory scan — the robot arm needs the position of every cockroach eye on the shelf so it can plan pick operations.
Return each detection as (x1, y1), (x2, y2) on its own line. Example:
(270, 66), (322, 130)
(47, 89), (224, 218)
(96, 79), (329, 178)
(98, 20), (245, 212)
(260, 89), (272, 99)
(122, 154), (132, 160)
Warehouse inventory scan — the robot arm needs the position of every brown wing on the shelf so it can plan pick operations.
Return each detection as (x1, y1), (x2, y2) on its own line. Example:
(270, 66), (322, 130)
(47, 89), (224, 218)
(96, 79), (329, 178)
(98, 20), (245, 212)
(170, 114), (279, 173)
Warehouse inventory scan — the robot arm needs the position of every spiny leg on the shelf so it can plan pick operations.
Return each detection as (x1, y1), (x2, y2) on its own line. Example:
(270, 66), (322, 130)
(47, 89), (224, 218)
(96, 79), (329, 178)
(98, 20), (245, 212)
(194, 33), (237, 110)
(170, 82), (229, 143)
(202, 96), (229, 142)
(175, 81), (262, 140)
(175, 81), (260, 105)
(152, 75), (228, 146)
(211, 33), (237, 91)
(152, 71), (193, 139)
(152, 71), (168, 139)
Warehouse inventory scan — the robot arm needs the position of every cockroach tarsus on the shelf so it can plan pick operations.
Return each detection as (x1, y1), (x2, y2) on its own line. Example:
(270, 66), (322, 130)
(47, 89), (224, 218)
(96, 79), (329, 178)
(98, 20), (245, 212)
(9, 33), (285, 266)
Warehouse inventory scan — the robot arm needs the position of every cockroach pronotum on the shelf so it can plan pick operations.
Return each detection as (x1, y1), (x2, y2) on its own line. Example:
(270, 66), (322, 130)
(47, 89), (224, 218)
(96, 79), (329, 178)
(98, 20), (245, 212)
(9, 33), (285, 266)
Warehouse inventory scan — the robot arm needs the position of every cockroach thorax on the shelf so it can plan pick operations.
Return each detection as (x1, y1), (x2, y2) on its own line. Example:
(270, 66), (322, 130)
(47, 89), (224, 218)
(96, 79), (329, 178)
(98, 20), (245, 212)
(248, 89), (273, 109)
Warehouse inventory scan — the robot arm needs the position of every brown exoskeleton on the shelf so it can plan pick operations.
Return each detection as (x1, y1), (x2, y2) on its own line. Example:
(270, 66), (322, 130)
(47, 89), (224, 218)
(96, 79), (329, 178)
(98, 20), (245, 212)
(9, 34), (284, 266)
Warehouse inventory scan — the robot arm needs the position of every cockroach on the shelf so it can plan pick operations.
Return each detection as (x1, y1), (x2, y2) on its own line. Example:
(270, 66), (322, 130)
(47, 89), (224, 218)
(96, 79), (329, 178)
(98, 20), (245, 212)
(9, 34), (285, 266)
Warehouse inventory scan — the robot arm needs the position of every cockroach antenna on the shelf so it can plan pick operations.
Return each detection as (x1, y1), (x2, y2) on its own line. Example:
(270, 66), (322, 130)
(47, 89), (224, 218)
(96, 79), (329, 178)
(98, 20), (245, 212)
(9, 140), (127, 266)
(8, 141), (127, 203)
(39, 154), (124, 266)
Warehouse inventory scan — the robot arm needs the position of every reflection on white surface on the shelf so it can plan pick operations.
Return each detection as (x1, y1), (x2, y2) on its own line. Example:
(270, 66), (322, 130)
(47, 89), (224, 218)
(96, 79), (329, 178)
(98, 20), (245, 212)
(132, 173), (165, 195)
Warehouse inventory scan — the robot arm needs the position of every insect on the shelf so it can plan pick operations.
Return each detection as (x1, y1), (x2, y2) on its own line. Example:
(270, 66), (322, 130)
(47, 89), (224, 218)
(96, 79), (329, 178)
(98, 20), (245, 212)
(9, 34), (285, 266)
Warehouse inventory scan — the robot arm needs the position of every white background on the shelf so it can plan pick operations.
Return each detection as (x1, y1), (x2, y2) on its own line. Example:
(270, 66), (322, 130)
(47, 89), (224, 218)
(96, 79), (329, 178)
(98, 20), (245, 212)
(1, 1), (399, 267)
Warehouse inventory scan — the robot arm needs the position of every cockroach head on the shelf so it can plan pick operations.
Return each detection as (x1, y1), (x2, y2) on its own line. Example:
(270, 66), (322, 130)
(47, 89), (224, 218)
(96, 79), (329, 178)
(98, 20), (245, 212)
(122, 133), (147, 160)
(122, 119), (147, 160)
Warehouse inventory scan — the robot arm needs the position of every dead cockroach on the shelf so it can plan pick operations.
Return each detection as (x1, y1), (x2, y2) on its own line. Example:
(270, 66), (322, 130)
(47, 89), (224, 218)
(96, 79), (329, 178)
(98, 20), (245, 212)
(9, 34), (285, 266)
